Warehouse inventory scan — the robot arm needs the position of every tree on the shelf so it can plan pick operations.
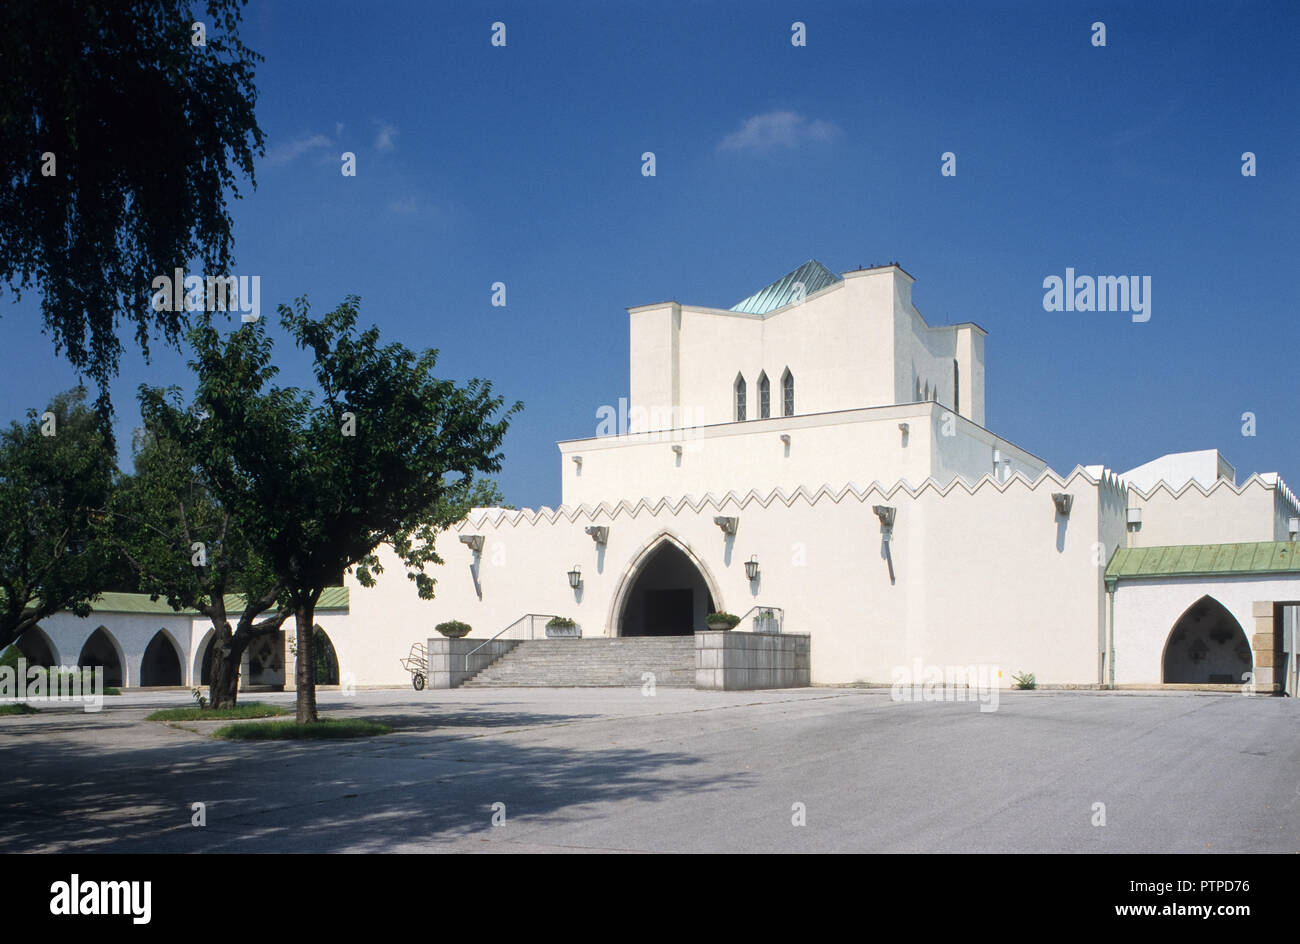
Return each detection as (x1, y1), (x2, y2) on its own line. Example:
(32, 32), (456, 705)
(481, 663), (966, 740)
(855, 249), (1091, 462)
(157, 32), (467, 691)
(108, 397), (289, 709)
(0, 388), (117, 653)
(0, 0), (264, 393)
(182, 297), (520, 722)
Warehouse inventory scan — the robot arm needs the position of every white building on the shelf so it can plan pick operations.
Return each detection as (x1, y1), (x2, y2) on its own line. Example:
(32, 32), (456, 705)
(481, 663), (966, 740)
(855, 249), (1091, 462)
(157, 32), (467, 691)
(15, 261), (1300, 694)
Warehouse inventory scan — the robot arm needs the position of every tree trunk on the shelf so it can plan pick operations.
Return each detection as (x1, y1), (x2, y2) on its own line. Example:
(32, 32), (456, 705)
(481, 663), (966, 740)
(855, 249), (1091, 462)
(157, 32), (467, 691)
(207, 621), (243, 709)
(294, 601), (317, 724)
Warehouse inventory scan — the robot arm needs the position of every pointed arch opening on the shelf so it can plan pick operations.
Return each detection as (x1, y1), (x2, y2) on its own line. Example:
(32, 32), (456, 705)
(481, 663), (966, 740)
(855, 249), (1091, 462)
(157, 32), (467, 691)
(609, 532), (724, 637)
(141, 630), (183, 687)
(15, 626), (59, 668)
(781, 368), (794, 417)
(734, 373), (747, 421)
(758, 371), (771, 419)
(1162, 595), (1251, 685)
(78, 627), (125, 688)
(195, 627), (216, 685)
(311, 625), (339, 685)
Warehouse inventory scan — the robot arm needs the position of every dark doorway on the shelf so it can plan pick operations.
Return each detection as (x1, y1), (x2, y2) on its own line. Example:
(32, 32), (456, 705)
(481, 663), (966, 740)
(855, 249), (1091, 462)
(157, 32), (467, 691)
(619, 540), (714, 636)
(643, 588), (694, 636)
(141, 631), (183, 686)
(312, 626), (340, 685)
(1163, 596), (1251, 685)
(16, 627), (57, 667)
(78, 628), (124, 687)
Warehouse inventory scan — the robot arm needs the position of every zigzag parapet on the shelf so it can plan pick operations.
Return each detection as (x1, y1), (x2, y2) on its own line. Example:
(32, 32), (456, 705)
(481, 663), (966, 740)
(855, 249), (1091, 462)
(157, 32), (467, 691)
(1125, 471), (1299, 512)
(458, 464), (1126, 530)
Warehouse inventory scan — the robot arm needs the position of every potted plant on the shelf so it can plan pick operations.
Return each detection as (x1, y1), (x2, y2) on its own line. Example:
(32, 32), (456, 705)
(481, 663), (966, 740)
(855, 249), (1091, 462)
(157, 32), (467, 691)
(435, 620), (472, 639)
(545, 616), (580, 638)
(706, 612), (741, 631)
(754, 607), (779, 634)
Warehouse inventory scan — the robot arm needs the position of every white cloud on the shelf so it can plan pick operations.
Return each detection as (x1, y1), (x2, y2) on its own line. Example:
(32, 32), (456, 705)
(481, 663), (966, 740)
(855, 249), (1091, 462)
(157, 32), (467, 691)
(266, 132), (332, 166)
(374, 121), (398, 153)
(718, 110), (840, 152)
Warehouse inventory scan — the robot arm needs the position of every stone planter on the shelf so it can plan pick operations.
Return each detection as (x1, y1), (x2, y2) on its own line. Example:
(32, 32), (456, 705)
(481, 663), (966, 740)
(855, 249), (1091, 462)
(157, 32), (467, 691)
(545, 622), (581, 638)
(706, 620), (733, 631)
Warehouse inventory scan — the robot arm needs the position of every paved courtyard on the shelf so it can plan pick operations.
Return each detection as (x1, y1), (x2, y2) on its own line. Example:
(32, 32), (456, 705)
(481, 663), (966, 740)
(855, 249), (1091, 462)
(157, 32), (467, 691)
(1, 687), (1295, 853)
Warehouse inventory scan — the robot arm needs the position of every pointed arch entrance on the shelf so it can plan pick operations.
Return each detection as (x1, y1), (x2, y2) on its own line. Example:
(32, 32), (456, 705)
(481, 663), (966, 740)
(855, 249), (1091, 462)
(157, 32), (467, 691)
(609, 532), (723, 636)
(16, 626), (59, 667)
(141, 630), (183, 686)
(1163, 595), (1252, 684)
(78, 628), (125, 687)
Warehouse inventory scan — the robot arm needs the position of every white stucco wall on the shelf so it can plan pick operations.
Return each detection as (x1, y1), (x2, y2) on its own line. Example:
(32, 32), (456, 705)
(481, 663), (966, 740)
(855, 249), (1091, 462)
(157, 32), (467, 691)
(38, 612), (195, 688)
(1110, 574), (1300, 685)
(1127, 477), (1295, 548)
(1122, 449), (1235, 491)
(626, 265), (986, 432)
(561, 402), (1044, 508)
(29, 605), (352, 689)
(351, 467), (1129, 687)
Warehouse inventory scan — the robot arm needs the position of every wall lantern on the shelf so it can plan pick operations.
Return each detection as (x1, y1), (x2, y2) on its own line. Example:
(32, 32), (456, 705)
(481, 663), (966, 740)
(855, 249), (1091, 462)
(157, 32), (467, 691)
(713, 516), (738, 535)
(567, 565), (583, 589)
(458, 534), (485, 553)
(1051, 493), (1073, 516)
(584, 525), (608, 545)
(1126, 507), (1142, 530)
(744, 555), (760, 581)
(1290, 516), (1299, 540)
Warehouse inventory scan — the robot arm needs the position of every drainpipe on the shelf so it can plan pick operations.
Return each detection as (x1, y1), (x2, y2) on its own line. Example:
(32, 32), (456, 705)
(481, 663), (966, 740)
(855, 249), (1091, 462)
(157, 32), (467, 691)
(1105, 577), (1117, 689)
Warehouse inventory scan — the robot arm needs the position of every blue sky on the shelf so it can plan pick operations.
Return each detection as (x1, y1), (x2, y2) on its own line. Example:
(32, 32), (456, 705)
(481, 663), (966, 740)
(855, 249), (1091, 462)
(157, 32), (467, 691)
(3, 0), (1297, 508)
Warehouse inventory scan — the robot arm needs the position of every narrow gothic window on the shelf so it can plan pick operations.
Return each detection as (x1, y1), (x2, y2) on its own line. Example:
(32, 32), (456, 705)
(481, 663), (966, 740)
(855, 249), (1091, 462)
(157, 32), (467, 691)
(781, 369), (794, 416)
(953, 359), (960, 414)
(734, 374), (747, 421)
(758, 372), (771, 419)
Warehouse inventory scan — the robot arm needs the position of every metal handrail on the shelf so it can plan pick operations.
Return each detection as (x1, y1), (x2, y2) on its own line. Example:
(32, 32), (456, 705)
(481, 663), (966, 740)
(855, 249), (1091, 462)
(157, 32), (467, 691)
(464, 613), (559, 672)
(735, 604), (784, 634)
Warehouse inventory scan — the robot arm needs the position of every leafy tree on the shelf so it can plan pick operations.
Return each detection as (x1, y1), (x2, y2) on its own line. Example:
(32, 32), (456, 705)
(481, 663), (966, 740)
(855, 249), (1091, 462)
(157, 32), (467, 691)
(0, 389), (117, 653)
(108, 400), (289, 709)
(0, 0), (264, 393)
(446, 478), (516, 516)
(181, 298), (520, 722)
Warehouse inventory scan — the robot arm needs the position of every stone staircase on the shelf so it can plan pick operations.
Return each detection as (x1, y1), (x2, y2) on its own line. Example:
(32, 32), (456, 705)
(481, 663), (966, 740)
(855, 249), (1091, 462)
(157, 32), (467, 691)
(460, 637), (696, 688)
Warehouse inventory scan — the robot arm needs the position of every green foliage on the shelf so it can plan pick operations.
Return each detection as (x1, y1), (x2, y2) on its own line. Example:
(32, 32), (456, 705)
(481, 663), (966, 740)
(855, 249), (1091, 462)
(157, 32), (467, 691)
(171, 295), (519, 721)
(113, 386), (286, 624)
(0, 388), (118, 652)
(442, 478), (515, 517)
(435, 620), (472, 638)
(545, 617), (576, 629)
(0, 645), (19, 672)
(0, 0), (264, 391)
(147, 701), (289, 721)
(1012, 671), (1036, 690)
(178, 297), (520, 602)
(212, 718), (392, 740)
(706, 612), (742, 628)
(0, 703), (38, 716)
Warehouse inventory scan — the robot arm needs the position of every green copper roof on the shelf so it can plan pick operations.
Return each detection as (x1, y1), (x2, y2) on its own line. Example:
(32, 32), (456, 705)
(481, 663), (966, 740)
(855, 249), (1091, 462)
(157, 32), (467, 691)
(85, 587), (349, 615)
(1105, 542), (1300, 583)
(730, 259), (842, 315)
